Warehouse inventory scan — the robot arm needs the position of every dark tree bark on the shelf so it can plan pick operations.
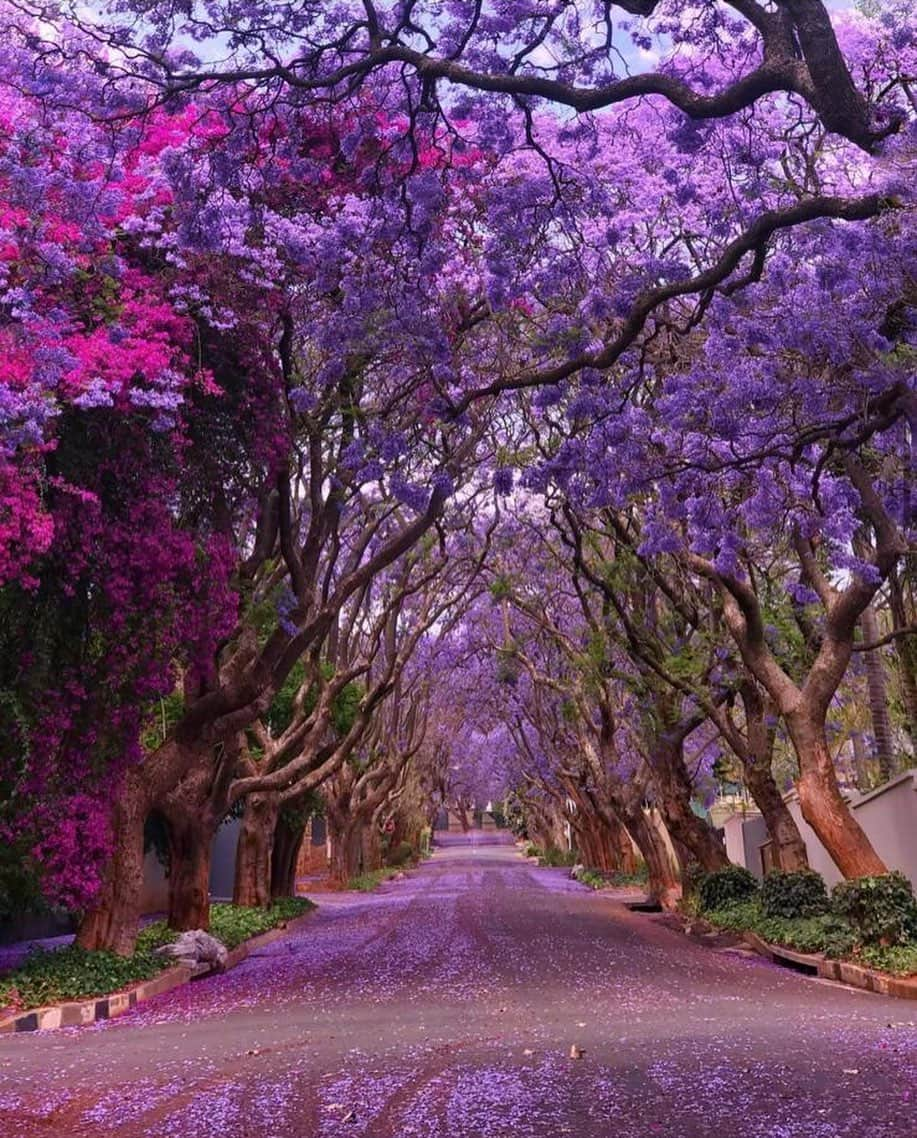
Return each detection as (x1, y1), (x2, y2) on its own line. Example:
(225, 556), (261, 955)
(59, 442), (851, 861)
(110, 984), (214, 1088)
(271, 814), (308, 900)
(75, 773), (149, 955)
(861, 605), (895, 782)
(166, 814), (213, 931)
(646, 734), (730, 873)
(233, 791), (280, 909)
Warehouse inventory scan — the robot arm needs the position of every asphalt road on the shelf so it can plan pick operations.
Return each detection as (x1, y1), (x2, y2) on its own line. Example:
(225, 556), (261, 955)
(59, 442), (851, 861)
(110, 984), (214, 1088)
(1, 831), (914, 1137)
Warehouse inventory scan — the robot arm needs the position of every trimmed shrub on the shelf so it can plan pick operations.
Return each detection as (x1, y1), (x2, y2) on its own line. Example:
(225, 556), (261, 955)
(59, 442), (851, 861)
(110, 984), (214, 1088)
(831, 872), (917, 946)
(386, 841), (414, 867)
(761, 869), (830, 919)
(698, 865), (759, 913)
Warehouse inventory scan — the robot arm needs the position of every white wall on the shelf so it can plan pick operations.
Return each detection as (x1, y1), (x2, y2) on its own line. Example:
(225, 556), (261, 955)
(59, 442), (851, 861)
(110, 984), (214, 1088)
(726, 769), (917, 885)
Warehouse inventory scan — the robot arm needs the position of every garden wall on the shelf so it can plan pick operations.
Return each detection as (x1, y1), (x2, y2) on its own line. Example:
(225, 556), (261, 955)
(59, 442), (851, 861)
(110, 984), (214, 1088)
(723, 768), (917, 885)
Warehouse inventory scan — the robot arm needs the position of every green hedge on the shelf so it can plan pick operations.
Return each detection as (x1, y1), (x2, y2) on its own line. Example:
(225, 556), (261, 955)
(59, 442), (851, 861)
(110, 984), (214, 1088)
(831, 872), (917, 946)
(761, 869), (830, 919)
(698, 866), (759, 912)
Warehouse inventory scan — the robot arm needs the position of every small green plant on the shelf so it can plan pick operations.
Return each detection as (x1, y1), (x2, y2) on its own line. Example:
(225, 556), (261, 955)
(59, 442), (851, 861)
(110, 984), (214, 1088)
(857, 943), (917, 976)
(538, 847), (578, 868)
(573, 867), (608, 890)
(610, 865), (650, 887)
(522, 842), (540, 859)
(761, 869), (830, 919)
(832, 872), (917, 946)
(698, 865), (759, 913)
(346, 867), (401, 892)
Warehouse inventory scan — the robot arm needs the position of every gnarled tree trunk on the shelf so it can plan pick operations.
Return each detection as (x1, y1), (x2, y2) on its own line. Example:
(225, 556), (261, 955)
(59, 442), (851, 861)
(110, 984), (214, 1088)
(328, 815), (364, 884)
(861, 605), (895, 782)
(742, 759), (809, 871)
(76, 772), (149, 955)
(271, 814), (308, 900)
(166, 813), (214, 931)
(233, 791), (280, 908)
(647, 737), (729, 873)
(623, 807), (681, 909)
(788, 713), (887, 878)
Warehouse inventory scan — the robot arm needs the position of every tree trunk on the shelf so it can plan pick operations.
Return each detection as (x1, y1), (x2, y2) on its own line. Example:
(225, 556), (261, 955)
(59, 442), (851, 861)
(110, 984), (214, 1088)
(362, 823), (383, 873)
(742, 759), (809, 871)
(888, 570), (917, 753)
(622, 807), (681, 909)
(788, 714), (888, 878)
(851, 731), (872, 792)
(609, 816), (638, 874)
(329, 816), (363, 884)
(861, 605), (895, 782)
(75, 774), (149, 955)
(233, 792), (280, 908)
(647, 739), (729, 873)
(271, 815), (307, 900)
(166, 815), (214, 931)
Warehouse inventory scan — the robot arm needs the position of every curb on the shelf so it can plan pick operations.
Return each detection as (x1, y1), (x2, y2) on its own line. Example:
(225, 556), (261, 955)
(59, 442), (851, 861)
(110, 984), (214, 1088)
(740, 930), (917, 999)
(0, 910), (316, 1035)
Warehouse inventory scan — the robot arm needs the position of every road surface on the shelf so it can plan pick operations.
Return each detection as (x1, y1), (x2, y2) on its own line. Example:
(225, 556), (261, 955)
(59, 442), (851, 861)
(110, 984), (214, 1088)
(0, 831), (914, 1136)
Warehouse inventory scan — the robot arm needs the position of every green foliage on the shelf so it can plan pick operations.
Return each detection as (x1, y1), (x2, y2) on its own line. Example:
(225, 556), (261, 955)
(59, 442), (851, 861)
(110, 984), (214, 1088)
(538, 847), (578, 868)
(857, 943), (917, 976)
(0, 846), (44, 924)
(266, 660), (308, 737)
(488, 576), (512, 601)
(140, 690), (186, 753)
(573, 867), (607, 890)
(191, 897), (314, 950)
(386, 841), (414, 867)
(610, 865), (650, 887)
(831, 872), (917, 946)
(0, 899), (316, 1012)
(523, 842), (540, 859)
(704, 900), (857, 957)
(331, 679), (362, 737)
(0, 946), (164, 1011)
(346, 867), (401, 892)
(573, 864), (651, 890)
(761, 869), (830, 919)
(698, 865), (759, 913)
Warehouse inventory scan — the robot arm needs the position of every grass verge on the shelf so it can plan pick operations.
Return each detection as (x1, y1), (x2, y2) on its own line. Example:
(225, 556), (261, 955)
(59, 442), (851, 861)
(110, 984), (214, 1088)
(0, 897), (315, 1012)
(346, 867), (402, 892)
(702, 899), (917, 976)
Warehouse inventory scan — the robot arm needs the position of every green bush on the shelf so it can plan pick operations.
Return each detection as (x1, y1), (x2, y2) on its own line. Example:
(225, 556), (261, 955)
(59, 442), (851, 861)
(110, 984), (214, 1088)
(538, 847), (578, 868)
(386, 841), (414, 867)
(761, 869), (830, 919)
(831, 872), (917, 946)
(698, 865), (759, 913)
(1, 898), (317, 1012)
(522, 842), (540, 859)
(858, 943), (917, 976)
(0, 946), (164, 1011)
(574, 867), (607, 890)
(704, 900), (857, 958)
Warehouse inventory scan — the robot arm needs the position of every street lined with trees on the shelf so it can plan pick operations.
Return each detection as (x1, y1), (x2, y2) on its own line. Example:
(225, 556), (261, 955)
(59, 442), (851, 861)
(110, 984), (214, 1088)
(0, 0), (914, 1131)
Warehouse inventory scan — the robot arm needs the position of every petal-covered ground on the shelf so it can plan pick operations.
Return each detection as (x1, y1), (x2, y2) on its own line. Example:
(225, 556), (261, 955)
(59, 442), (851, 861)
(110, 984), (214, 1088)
(0, 832), (914, 1137)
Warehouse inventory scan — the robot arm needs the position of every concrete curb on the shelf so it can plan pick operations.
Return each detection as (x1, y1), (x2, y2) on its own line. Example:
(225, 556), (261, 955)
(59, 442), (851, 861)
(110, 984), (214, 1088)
(0, 909), (316, 1035)
(740, 930), (917, 999)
